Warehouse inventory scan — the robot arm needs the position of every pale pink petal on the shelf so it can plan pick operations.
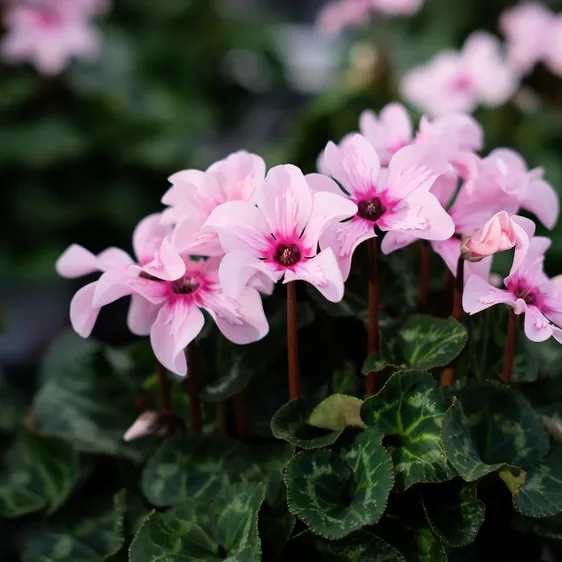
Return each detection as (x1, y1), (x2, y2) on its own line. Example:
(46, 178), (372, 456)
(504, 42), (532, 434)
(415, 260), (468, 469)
(416, 113), (484, 153)
(123, 411), (159, 442)
(524, 305), (553, 342)
(380, 231), (417, 255)
(373, 0), (423, 16)
(163, 170), (222, 215)
(127, 294), (160, 336)
(247, 273), (275, 295)
(306, 173), (347, 196)
(218, 251), (282, 298)
(552, 326), (562, 345)
(204, 200), (271, 256)
(429, 173), (457, 209)
(127, 275), (170, 306)
(141, 238), (185, 282)
(133, 213), (168, 264)
(544, 17), (562, 76)
(201, 286), (269, 345)
(93, 269), (137, 307)
(69, 282), (100, 338)
(384, 144), (451, 201)
(150, 300), (205, 376)
(171, 215), (224, 257)
(96, 248), (135, 270)
(56, 245), (99, 278)
(301, 191), (358, 251)
(257, 165), (313, 239)
(319, 217), (376, 281)
(323, 135), (381, 198)
(522, 175), (559, 230)
(284, 248), (345, 303)
(463, 274), (519, 314)
(507, 236), (551, 278)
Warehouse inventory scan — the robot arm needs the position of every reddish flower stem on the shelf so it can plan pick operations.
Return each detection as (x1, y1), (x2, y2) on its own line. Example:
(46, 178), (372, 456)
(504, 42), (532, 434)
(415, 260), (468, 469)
(366, 237), (380, 396)
(287, 281), (300, 401)
(157, 361), (172, 412)
(502, 310), (518, 384)
(186, 343), (202, 434)
(418, 240), (430, 313)
(441, 256), (465, 388)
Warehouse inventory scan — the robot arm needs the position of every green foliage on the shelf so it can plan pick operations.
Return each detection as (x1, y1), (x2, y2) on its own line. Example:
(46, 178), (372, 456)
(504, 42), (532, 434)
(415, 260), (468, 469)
(308, 394), (365, 431)
(284, 429), (394, 539)
(312, 531), (406, 561)
(361, 370), (455, 490)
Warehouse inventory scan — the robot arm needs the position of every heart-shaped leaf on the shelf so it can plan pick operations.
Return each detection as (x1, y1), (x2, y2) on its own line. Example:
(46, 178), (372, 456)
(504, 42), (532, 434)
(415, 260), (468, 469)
(21, 492), (125, 562)
(308, 395), (366, 431)
(130, 483), (265, 562)
(442, 381), (549, 482)
(0, 428), (78, 518)
(142, 435), (291, 508)
(513, 444), (562, 518)
(422, 480), (485, 547)
(271, 399), (342, 450)
(285, 428), (394, 539)
(399, 315), (467, 370)
(313, 530), (406, 561)
(361, 370), (456, 490)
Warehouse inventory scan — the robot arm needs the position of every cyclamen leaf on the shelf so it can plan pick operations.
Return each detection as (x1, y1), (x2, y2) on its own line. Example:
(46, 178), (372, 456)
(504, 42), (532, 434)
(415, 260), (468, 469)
(258, 501), (295, 558)
(285, 428), (394, 539)
(399, 315), (467, 370)
(271, 399), (342, 450)
(21, 492), (125, 562)
(129, 482), (265, 562)
(0, 428), (78, 518)
(513, 444), (562, 518)
(442, 381), (549, 482)
(422, 481), (485, 547)
(0, 370), (26, 434)
(307, 394), (366, 431)
(313, 530), (406, 561)
(361, 370), (455, 491)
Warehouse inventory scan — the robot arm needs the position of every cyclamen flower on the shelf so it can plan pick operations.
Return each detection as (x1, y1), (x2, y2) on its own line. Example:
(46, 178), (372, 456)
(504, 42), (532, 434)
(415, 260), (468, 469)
(1, 0), (104, 75)
(500, 2), (562, 76)
(401, 32), (519, 116)
(162, 151), (266, 257)
(204, 164), (358, 302)
(310, 134), (454, 280)
(317, 0), (372, 35)
(466, 148), (559, 230)
(464, 237), (562, 344)
(373, 0), (423, 16)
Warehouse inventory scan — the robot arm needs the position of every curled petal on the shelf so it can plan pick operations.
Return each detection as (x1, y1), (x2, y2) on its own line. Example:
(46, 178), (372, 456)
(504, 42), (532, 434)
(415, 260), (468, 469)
(123, 411), (159, 442)
(56, 245), (99, 278)
(524, 305), (553, 342)
(522, 175), (559, 230)
(463, 275), (518, 314)
(70, 282), (100, 338)
(133, 213), (169, 264)
(127, 294), (160, 336)
(141, 238), (186, 282)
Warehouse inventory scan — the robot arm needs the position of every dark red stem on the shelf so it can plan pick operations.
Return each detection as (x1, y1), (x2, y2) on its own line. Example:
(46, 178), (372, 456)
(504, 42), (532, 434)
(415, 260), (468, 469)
(366, 237), (380, 396)
(287, 281), (300, 401)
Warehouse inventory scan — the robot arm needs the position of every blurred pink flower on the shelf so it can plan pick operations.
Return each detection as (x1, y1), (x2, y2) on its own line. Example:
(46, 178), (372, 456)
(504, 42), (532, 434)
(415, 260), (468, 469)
(1, 0), (105, 75)
(464, 237), (562, 344)
(309, 134), (454, 280)
(124, 411), (162, 442)
(373, 0), (423, 16)
(401, 32), (519, 116)
(163, 151), (266, 257)
(466, 148), (559, 230)
(317, 0), (372, 35)
(204, 164), (357, 302)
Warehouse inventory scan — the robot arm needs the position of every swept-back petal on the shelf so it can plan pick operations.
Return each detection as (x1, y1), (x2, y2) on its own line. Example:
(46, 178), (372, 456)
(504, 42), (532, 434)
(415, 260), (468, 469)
(522, 175), (559, 230)
(127, 294), (161, 336)
(70, 282), (100, 338)
(463, 274), (518, 314)
(133, 213), (169, 264)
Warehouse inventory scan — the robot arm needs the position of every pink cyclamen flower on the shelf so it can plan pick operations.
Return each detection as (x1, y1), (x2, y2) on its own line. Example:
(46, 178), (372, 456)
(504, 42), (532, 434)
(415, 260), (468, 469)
(372, 0), (423, 16)
(204, 164), (358, 302)
(466, 148), (559, 230)
(309, 134), (454, 280)
(1, 0), (103, 75)
(124, 411), (162, 442)
(460, 211), (531, 270)
(401, 32), (519, 116)
(162, 151), (266, 257)
(464, 237), (562, 344)
(500, 2), (554, 74)
(317, 0), (372, 35)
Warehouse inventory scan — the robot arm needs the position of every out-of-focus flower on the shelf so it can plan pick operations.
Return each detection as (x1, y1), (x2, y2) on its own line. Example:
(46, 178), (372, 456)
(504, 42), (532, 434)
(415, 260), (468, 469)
(464, 237), (562, 344)
(466, 148), (559, 230)
(373, 0), (423, 16)
(123, 411), (161, 442)
(309, 134), (454, 280)
(204, 164), (357, 302)
(500, 2), (562, 77)
(401, 32), (519, 116)
(1, 0), (106, 75)
(163, 151), (266, 257)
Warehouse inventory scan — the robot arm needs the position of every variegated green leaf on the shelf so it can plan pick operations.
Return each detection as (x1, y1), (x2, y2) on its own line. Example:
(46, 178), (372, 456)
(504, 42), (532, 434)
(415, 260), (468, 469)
(422, 481), (485, 547)
(0, 428), (78, 518)
(271, 399), (342, 450)
(130, 483), (265, 562)
(313, 530), (406, 561)
(399, 315), (467, 370)
(142, 435), (291, 508)
(285, 428), (394, 539)
(332, 364), (361, 397)
(442, 381), (549, 482)
(361, 370), (455, 491)
(308, 395), (366, 431)
(21, 493), (125, 562)
(258, 501), (295, 558)
(513, 444), (562, 518)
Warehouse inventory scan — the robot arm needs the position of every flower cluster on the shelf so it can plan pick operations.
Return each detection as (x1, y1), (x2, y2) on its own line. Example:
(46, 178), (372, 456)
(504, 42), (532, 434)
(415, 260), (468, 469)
(317, 0), (423, 35)
(1, 0), (108, 75)
(58, 101), (562, 385)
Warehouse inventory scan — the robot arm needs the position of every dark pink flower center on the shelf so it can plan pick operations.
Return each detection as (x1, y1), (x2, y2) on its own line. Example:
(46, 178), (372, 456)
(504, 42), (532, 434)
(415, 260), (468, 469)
(172, 276), (200, 295)
(516, 288), (536, 305)
(357, 197), (385, 222)
(36, 9), (63, 29)
(274, 244), (301, 267)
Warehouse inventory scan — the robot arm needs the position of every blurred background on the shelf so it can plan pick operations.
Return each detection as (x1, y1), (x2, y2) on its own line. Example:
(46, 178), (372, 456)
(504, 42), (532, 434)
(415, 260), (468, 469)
(2, 0), (562, 388)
